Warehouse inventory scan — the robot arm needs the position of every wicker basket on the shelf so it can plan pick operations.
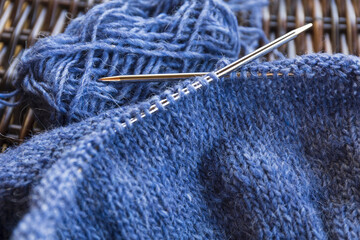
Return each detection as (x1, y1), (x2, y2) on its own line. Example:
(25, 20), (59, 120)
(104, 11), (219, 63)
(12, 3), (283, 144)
(0, 0), (358, 150)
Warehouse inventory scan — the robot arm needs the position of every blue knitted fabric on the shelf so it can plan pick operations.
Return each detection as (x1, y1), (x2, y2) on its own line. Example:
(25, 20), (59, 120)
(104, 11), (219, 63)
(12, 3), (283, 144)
(4, 0), (360, 239)
(4, 53), (360, 239)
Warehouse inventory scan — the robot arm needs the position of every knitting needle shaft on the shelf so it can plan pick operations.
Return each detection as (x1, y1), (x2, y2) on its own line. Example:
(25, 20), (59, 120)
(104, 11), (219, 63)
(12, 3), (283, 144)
(119, 24), (312, 127)
(100, 23), (312, 82)
(215, 23), (312, 77)
(100, 72), (208, 81)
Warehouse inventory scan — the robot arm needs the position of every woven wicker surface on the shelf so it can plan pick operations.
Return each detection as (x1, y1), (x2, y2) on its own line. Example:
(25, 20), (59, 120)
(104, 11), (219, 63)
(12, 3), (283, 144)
(0, 0), (358, 150)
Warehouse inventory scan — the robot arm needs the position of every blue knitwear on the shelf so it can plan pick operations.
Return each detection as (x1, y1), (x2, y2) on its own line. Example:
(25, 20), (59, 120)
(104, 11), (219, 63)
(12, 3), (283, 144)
(2, 0), (360, 239)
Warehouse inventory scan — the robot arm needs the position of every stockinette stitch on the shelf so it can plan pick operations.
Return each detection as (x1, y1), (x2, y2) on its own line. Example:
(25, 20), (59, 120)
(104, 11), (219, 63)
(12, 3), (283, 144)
(2, 54), (360, 239)
(15, 0), (248, 127)
(5, 0), (360, 239)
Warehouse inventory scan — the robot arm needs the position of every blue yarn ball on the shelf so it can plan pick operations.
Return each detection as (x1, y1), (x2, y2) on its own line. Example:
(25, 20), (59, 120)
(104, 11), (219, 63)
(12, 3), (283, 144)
(16, 0), (241, 127)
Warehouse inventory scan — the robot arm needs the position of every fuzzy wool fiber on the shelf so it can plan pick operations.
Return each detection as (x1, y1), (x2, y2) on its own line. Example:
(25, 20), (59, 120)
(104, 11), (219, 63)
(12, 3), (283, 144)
(2, 0), (360, 239)
(16, 0), (245, 127)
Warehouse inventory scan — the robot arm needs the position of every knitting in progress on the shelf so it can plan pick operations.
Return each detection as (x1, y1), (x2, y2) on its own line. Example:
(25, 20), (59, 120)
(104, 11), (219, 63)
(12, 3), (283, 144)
(2, 0), (360, 239)
(17, 0), (242, 127)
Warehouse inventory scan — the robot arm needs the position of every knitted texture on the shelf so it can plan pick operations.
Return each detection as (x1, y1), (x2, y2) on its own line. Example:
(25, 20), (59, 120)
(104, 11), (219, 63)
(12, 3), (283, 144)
(5, 0), (360, 239)
(2, 54), (360, 239)
(15, 0), (256, 127)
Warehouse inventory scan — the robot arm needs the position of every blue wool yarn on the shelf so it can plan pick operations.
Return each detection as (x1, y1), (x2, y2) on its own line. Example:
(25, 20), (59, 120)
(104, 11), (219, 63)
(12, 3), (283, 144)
(2, 53), (360, 239)
(227, 0), (268, 28)
(15, 0), (253, 127)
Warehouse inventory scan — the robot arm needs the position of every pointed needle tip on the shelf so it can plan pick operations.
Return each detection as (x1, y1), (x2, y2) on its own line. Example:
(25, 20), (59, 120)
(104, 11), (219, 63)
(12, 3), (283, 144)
(99, 77), (117, 81)
(294, 23), (313, 35)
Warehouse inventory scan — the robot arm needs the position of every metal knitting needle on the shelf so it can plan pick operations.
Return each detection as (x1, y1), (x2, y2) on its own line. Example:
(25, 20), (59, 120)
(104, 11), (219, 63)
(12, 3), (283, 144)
(100, 23), (312, 82)
(119, 24), (312, 127)
(100, 72), (208, 82)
